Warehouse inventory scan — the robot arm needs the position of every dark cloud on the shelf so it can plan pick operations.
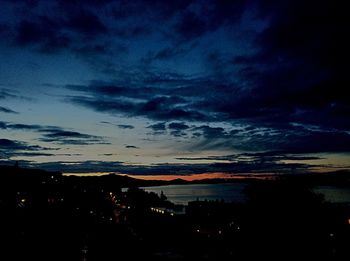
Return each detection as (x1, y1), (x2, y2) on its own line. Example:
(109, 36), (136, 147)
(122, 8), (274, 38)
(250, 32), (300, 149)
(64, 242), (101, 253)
(146, 122), (167, 136)
(192, 125), (227, 139)
(0, 88), (32, 103)
(0, 88), (24, 100)
(173, 0), (248, 41)
(1, 122), (43, 130)
(15, 18), (71, 53)
(229, 0), (350, 130)
(2, 0), (38, 7)
(99, 153), (117, 156)
(59, 0), (114, 8)
(65, 10), (107, 36)
(142, 96), (186, 113)
(10, 152), (54, 157)
(175, 11), (207, 40)
(186, 124), (350, 154)
(0, 121), (108, 145)
(117, 124), (134, 129)
(0, 138), (55, 159)
(277, 131), (350, 154)
(0, 138), (40, 151)
(39, 130), (109, 145)
(1, 0), (192, 56)
(5, 151), (81, 158)
(42, 130), (95, 138)
(113, 26), (150, 39)
(0, 106), (18, 114)
(147, 122), (166, 131)
(1, 0), (249, 57)
(125, 145), (140, 149)
(110, 0), (191, 20)
(13, 156), (317, 175)
(176, 152), (323, 163)
(168, 122), (190, 130)
(71, 43), (111, 56)
(4, 1), (110, 55)
(100, 121), (134, 129)
(21, 160), (124, 173)
(67, 93), (208, 122)
(151, 46), (187, 60)
(64, 77), (234, 123)
(65, 66), (350, 153)
(167, 122), (190, 137)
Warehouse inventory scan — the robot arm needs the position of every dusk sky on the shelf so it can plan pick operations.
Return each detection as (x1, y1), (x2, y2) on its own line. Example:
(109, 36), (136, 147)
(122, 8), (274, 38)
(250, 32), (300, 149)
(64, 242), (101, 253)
(0, 0), (349, 178)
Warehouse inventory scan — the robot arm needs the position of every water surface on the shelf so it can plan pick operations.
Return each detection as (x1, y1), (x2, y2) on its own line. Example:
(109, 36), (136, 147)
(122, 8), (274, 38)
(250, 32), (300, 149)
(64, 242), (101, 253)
(142, 183), (248, 205)
(314, 186), (350, 203)
(142, 183), (350, 205)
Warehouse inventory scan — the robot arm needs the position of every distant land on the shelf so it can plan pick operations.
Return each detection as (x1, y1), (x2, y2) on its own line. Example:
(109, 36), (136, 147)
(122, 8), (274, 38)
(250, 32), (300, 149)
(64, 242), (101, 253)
(1, 164), (350, 188)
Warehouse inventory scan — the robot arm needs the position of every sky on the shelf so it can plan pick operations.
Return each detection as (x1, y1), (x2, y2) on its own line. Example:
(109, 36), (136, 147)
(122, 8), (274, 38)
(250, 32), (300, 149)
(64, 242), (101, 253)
(0, 0), (349, 178)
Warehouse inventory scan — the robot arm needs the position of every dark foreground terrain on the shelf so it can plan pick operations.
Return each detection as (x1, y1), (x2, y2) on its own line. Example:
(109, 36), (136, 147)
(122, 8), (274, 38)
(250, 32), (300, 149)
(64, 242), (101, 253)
(0, 165), (350, 260)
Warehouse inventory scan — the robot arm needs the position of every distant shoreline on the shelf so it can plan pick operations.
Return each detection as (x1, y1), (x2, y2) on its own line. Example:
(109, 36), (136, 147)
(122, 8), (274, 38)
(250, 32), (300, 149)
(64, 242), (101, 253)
(1, 164), (350, 188)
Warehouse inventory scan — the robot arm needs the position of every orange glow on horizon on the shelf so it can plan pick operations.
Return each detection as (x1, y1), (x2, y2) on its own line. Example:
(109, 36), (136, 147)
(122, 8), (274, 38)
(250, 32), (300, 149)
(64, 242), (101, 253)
(121, 172), (272, 181)
(63, 172), (274, 181)
(64, 172), (112, 176)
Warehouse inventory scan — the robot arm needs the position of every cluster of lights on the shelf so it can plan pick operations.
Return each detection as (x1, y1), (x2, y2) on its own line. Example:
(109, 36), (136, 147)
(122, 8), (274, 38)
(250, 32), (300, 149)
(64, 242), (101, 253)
(150, 207), (165, 214)
(150, 207), (175, 216)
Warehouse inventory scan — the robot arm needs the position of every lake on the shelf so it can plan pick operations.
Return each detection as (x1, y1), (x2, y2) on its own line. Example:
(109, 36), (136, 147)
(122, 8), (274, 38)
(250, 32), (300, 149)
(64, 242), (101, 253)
(314, 186), (350, 203)
(141, 183), (350, 205)
(142, 183), (248, 205)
